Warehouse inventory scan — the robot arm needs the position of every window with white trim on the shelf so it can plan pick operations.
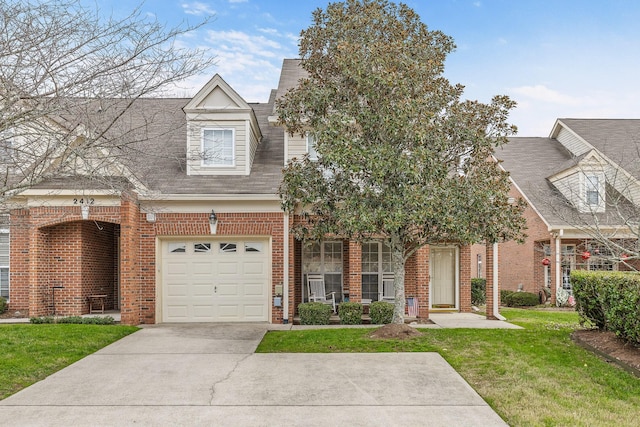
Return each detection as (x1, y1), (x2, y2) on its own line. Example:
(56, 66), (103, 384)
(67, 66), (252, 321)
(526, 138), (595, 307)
(581, 172), (605, 212)
(302, 241), (343, 302)
(361, 241), (393, 302)
(202, 128), (235, 167)
(306, 133), (319, 161)
(0, 232), (9, 300)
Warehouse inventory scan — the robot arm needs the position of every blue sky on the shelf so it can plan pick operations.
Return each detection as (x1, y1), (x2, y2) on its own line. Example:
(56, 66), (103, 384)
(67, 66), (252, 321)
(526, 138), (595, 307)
(92, 0), (640, 136)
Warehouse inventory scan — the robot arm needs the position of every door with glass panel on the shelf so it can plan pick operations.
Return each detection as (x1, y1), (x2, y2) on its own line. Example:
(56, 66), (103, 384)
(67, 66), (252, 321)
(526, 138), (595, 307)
(302, 241), (343, 303)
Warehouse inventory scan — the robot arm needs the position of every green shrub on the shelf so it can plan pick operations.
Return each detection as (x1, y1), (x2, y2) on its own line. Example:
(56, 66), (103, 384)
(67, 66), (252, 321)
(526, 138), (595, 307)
(30, 316), (54, 324)
(29, 315), (116, 325)
(298, 302), (332, 325)
(572, 270), (640, 344)
(369, 301), (394, 324)
(500, 290), (515, 305)
(338, 302), (363, 325)
(471, 278), (486, 305)
(505, 291), (539, 307)
(0, 296), (7, 314)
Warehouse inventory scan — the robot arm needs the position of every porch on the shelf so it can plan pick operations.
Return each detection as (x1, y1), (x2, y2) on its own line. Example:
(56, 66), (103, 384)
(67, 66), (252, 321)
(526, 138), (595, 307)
(295, 239), (470, 318)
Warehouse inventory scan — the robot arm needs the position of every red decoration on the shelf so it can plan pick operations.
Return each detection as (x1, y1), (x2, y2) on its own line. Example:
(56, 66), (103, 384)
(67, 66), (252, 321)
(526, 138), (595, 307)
(621, 253), (629, 260)
(541, 258), (550, 266)
(581, 251), (591, 260)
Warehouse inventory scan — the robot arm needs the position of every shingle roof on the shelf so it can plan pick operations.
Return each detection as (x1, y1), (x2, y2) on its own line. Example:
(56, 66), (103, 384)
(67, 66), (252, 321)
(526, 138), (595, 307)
(273, 59), (306, 111)
(498, 119), (640, 229)
(556, 118), (640, 180)
(29, 90), (285, 196)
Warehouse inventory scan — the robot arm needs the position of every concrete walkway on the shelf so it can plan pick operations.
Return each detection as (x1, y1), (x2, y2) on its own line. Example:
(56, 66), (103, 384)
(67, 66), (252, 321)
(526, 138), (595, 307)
(1, 322), (509, 426)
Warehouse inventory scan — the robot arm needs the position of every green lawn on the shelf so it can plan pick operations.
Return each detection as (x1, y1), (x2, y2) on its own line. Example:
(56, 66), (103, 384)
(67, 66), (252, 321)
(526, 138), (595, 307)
(0, 324), (138, 399)
(257, 308), (640, 427)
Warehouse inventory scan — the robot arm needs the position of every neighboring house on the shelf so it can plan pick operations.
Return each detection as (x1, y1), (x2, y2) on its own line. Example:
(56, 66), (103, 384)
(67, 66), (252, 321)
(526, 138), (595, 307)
(3, 59), (480, 324)
(492, 119), (640, 302)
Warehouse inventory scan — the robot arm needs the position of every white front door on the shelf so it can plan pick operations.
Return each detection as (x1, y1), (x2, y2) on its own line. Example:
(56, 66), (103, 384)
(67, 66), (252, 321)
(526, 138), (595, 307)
(430, 247), (457, 309)
(161, 239), (270, 322)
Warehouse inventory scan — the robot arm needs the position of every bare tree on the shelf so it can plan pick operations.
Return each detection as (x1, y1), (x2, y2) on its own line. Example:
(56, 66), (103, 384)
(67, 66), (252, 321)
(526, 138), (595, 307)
(0, 0), (215, 207)
(545, 145), (640, 269)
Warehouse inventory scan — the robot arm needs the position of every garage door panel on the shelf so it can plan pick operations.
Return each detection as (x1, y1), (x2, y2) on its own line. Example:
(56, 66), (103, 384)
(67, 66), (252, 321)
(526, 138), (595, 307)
(192, 305), (215, 319)
(192, 262), (214, 275)
(218, 262), (239, 275)
(162, 239), (269, 322)
(217, 304), (240, 318)
(243, 283), (266, 297)
(166, 305), (189, 320)
(166, 261), (188, 276)
(217, 283), (240, 296)
(166, 283), (188, 297)
(242, 261), (265, 275)
(192, 284), (213, 296)
(243, 305), (266, 320)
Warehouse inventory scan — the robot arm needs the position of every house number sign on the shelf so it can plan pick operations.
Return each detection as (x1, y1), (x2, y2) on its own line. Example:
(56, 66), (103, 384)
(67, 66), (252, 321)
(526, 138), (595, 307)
(72, 197), (95, 205)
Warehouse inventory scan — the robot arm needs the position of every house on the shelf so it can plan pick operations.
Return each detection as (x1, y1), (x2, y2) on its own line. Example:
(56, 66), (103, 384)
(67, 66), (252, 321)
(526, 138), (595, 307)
(490, 119), (640, 302)
(2, 59), (484, 325)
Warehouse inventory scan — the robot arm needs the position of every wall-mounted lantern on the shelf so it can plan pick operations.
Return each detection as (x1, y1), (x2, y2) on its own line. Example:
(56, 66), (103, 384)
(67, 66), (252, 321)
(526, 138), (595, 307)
(209, 210), (218, 234)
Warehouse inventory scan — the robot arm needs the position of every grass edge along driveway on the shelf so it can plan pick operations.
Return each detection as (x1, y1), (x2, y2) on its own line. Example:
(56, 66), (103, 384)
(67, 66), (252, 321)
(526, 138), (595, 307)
(257, 308), (640, 427)
(0, 324), (138, 400)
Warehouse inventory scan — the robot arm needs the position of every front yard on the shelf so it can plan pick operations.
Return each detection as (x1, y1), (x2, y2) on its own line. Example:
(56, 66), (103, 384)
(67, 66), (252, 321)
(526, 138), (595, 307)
(0, 324), (138, 399)
(257, 308), (640, 426)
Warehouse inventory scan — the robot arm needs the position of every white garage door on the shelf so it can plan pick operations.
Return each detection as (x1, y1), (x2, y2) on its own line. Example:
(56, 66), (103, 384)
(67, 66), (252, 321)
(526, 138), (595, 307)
(161, 239), (270, 322)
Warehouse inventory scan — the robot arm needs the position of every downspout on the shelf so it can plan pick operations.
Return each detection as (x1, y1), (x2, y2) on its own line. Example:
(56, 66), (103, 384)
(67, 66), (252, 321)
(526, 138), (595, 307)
(492, 242), (506, 321)
(283, 212), (289, 324)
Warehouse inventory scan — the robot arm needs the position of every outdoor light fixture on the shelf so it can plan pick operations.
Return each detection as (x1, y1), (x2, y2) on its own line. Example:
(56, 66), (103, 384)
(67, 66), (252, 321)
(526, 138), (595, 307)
(81, 205), (90, 220)
(209, 209), (218, 234)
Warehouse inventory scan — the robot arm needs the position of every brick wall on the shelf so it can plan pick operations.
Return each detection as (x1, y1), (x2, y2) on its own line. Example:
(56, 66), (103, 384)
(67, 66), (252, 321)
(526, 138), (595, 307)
(498, 185), (551, 293)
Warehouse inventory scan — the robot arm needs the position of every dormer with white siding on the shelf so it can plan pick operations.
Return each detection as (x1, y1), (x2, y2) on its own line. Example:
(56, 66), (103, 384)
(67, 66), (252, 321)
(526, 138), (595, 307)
(550, 119), (592, 157)
(184, 74), (262, 176)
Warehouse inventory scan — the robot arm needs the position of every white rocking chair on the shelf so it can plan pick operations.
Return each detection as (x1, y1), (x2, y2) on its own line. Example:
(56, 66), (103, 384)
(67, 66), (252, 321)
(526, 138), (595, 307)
(379, 273), (395, 302)
(307, 273), (336, 313)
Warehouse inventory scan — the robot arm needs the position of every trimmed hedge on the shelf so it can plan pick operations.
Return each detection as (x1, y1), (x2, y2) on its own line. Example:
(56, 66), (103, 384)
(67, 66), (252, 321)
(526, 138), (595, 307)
(29, 316), (116, 325)
(504, 291), (539, 307)
(369, 301), (394, 324)
(338, 302), (363, 325)
(298, 302), (332, 325)
(471, 278), (486, 305)
(571, 270), (640, 344)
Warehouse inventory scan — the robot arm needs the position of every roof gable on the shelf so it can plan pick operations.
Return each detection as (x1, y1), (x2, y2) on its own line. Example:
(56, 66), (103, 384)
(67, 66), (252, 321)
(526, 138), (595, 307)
(184, 74), (251, 113)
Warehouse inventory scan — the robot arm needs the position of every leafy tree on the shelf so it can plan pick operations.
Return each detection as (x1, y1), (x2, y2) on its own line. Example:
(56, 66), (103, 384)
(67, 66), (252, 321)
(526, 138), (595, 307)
(277, 0), (527, 323)
(0, 0), (214, 208)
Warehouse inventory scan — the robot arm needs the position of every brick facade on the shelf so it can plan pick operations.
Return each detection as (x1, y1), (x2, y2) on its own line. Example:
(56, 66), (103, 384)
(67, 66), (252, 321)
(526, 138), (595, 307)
(10, 196), (474, 324)
(8, 194), (288, 325)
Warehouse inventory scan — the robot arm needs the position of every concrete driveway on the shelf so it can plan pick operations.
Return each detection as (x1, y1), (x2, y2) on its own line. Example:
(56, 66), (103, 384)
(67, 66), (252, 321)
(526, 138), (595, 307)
(1, 324), (507, 426)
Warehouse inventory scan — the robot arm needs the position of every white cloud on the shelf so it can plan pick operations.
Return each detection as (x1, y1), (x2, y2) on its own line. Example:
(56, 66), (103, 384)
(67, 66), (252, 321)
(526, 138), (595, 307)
(510, 85), (593, 107)
(229, 0), (248, 3)
(181, 2), (216, 16)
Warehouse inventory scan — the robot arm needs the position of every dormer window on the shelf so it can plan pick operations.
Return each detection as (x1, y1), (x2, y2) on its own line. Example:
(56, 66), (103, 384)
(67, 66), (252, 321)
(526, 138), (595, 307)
(581, 172), (605, 213)
(202, 128), (235, 167)
(306, 133), (319, 161)
(585, 175), (599, 206)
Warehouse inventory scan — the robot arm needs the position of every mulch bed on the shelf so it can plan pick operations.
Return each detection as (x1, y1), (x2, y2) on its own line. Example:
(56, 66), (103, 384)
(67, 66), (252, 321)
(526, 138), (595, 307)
(572, 329), (640, 377)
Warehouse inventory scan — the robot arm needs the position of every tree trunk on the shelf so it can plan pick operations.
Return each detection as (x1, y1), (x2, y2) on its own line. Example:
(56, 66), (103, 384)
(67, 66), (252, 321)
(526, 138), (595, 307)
(390, 232), (406, 324)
